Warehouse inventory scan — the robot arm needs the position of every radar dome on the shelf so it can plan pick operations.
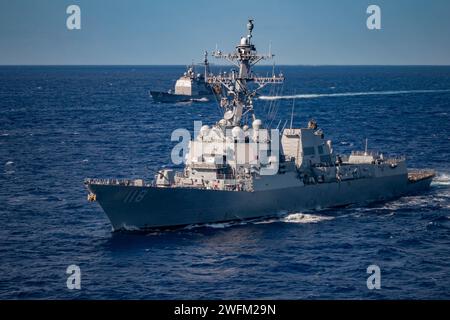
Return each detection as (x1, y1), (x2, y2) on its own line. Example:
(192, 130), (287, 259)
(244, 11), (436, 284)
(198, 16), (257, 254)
(231, 126), (244, 141)
(218, 119), (227, 127)
(252, 119), (263, 130)
(199, 125), (210, 137)
(224, 110), (234, 120)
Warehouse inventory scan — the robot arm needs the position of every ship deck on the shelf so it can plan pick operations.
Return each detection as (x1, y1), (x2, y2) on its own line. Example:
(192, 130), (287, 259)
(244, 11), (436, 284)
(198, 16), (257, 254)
(408, 170), (435, 183)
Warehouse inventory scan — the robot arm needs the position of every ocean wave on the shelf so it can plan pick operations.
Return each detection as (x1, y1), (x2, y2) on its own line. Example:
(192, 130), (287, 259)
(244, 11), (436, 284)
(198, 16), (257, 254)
(4, 161), (15, 175)
(259, 89), (450, 101)
(281, 213), (334, 224)
(183, 212), (334, 231)
(120, 224), (141, 232)
(184, 220), (247, 230)
(379, 196), (434, 210)
(191, 97), (209, 102)
(432, 173), (450, 186)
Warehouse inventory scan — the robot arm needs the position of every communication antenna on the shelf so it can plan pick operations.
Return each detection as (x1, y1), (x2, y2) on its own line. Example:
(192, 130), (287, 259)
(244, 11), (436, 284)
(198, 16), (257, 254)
(276, 119), (282, 130)
(247, 19), (254, 38)
(281, 119), (288, 133)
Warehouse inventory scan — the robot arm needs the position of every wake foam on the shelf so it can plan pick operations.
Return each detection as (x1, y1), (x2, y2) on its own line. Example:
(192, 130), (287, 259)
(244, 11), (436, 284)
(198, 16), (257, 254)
(281, 213), (334, 224)
(120, 224), (141, 232)
(183, 212), (334, 230)
(191, 97), (209, 102)
(432, 173), (450, 186)
(259, 89), (450, 101)
(184, 221), (247, 230)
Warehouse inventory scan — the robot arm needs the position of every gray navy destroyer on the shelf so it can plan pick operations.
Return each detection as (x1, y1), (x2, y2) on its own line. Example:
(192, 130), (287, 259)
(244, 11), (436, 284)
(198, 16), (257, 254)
(150, 52), (219, 103)
(86, 20), (435, 231)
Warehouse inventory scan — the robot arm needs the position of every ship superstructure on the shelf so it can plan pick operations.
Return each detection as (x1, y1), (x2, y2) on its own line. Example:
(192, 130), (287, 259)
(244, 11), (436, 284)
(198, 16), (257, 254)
(86, 20), (434, 231)
(163, 19), (285, 192)
(150, 52), (218, 103)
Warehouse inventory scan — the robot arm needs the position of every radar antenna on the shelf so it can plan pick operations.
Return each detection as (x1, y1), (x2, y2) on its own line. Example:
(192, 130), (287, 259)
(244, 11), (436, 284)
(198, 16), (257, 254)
(208, 19), (284, 126)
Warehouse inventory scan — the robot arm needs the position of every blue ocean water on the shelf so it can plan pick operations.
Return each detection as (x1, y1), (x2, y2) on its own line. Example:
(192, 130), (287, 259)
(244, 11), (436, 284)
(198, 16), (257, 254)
(0, 66), (449, 299)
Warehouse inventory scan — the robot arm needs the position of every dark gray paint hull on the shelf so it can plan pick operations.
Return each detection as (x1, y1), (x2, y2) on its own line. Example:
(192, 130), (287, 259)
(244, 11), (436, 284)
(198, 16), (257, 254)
(87, 174), (432, 231)
(150, 91), (214, 103)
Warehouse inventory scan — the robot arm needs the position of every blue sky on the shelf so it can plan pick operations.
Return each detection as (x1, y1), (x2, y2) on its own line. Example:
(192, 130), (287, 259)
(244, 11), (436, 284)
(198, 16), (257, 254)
(1, 0), (449, 65)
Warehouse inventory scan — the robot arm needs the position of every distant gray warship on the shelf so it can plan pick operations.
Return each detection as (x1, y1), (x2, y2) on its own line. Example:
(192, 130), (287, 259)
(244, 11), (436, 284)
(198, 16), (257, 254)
(150, 52), (219, 103)
(86, 20), (434, 231)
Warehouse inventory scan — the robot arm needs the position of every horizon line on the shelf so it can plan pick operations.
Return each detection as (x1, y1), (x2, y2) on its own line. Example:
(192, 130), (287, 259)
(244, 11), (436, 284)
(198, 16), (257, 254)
(1, 64), (450, 67)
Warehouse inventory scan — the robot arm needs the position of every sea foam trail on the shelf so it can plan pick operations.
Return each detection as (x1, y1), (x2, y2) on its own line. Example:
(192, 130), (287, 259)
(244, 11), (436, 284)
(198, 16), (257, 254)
(183, 213), (334, 230)
(259, 89), (450, 101)
(281, 213), (334, 224)
(432, 173), (450, 186)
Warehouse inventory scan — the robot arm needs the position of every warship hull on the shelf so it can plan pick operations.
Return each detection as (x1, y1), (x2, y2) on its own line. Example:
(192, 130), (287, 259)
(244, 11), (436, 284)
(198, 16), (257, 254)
(87, 172), (433, 231)
(150, 91), (214, 103)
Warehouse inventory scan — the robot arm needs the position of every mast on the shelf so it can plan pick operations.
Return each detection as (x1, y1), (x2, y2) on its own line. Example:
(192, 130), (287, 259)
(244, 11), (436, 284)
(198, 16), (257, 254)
(203, 50), (209, 80)
(207, 19), (284, 127)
